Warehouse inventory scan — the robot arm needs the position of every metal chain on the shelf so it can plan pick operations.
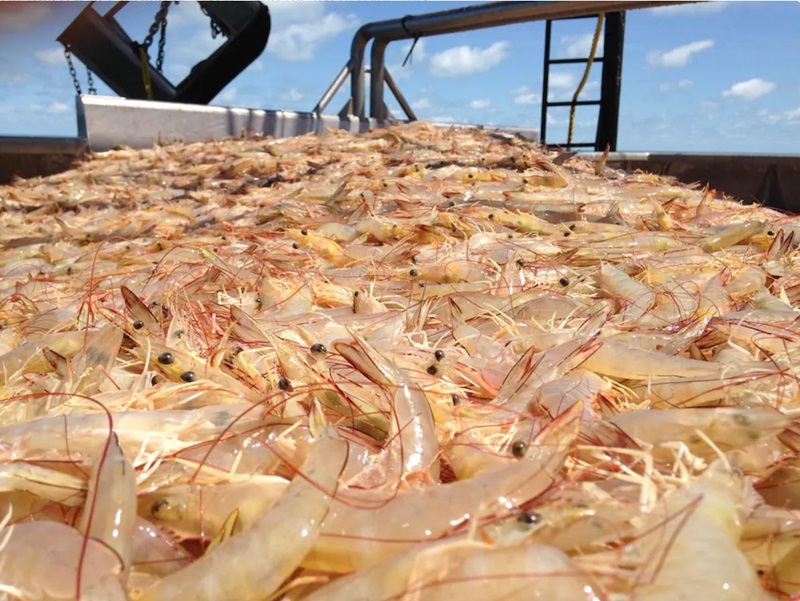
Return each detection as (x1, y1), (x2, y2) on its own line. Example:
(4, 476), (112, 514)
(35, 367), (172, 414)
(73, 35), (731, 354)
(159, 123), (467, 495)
(141, 1), (172, 52)
(156, 18), (167, 72)
(64, 47), (82, 95)
(86, 68), (97, 95)
(138, 0), (171, 73)
(199, 3), (225, 38)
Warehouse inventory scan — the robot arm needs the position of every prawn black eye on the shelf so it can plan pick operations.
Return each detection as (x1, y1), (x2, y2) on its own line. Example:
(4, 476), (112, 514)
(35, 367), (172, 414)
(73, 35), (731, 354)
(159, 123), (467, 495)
(434, 350), (445, 362)
(133, 320), (144, 330)
(426, 364), (438, 376)
(278, 377), (290, 390)
(233, 346), (244, 355)
(563, 231), (571, 237)
(467, 173), (474, 179)
(559, 277), (570, 287)
(568, 224), (576, 231)
(150, 375), (161, 386)
(516, 259), (524, 267)
(511, 440), (528, 458)
(292, 242), (299, 249)
(517, 511), (542, 525)
(157, 352), (174, 365)
(300, 229), (308, 236)
(180, 371), (197, 382)
(452, 394), (461, 406)
(310, 343), (327, 356)
(487, 213), (495, 220)
(151, 498), (171, 516)
(409, 269), (419, 277)
(768, 230), (775, 236)
(353, 290), (360, 297)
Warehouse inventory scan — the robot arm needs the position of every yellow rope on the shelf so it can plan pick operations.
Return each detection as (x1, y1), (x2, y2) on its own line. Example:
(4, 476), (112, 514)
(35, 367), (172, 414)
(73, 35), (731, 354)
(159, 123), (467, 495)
(567, 13), (605, 150)
(140, 47), (154, 101)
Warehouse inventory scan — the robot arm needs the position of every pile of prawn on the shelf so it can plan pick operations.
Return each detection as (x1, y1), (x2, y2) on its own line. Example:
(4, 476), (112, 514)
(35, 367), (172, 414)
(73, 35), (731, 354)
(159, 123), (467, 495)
(2, 121), (800, 600)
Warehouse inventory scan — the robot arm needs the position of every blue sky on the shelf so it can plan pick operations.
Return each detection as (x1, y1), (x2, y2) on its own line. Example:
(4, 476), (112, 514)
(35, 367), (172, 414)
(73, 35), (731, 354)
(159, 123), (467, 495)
(0, 1), (798, 153)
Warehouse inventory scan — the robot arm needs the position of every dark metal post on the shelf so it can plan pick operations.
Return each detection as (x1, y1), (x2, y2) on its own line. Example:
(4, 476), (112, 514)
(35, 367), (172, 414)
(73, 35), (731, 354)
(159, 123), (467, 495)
(540, 19), (552, 145)
(596, 11), (625, 151)
(370, 38), (388, 119)
(383, 69), (417, 121)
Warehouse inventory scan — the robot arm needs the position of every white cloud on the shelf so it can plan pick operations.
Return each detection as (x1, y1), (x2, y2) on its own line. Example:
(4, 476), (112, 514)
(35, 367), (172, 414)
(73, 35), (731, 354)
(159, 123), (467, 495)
(282, 88), (305, 102)
(0, 2), (51, 30)
(561, 33), (597, 59)
(387, 40), (429, 81)
(514, 93), (541, 106)
(411, 98), (432, 110)
(431, 115), (456, 123)
(722, 78), (776, 100)
(756, 107), (800, 128)
(429, 41), (510, 78)
(218, 87), (238, 104)
(47, 101), (69, 114)
(511, 85), (533, 95)
(659, 79), (693, 93)
(0, 64), (28, 84)
(165, 1), (209, 27)
(647, 39), (715, 68)
(650, 2), (728, 15)
(269, 13), (359, 62)
(549, 72), (575, 89)
(265, 0), (326, 24)
(399, 39), (428, 64)
(469, 99), (491, 110)
(163, 30), (224, 82)
(35, 47), (65, 66)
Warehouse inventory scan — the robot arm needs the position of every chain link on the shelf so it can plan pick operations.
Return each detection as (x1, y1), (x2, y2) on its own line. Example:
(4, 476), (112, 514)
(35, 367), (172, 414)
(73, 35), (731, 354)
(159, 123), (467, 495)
(64, 47), (82, 96)
(139, 1), (172, 72)
(199, 3), (225, 39)
(86, 69), (97, 95)
(156, 18), (167, 72)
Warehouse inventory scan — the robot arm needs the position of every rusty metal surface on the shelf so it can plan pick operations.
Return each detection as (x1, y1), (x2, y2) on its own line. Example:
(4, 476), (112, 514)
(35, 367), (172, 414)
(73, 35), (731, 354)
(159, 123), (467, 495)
(579, 151), (800, 212)
(0, 137), (88, 184)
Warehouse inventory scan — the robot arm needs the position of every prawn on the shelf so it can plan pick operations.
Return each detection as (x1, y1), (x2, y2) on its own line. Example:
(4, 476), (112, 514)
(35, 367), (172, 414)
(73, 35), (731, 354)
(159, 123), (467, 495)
(140, 427), (347, 601)
(628, 462), (761, 600)
(305, 402), (580, 572)
(301, 540), (600, 601)
(0, 520), (126, 600)
(336, 332), (440, 485)
(138, 475), (289, 540)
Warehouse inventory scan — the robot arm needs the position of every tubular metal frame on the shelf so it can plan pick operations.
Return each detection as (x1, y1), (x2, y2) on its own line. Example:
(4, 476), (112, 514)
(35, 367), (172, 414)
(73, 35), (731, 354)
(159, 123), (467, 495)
(318, 0), (691, 120)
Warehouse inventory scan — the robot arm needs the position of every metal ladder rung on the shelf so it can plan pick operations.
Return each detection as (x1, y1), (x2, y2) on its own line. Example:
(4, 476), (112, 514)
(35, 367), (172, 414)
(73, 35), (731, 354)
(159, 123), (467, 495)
(549, 142), (595, 148)
(544, 100), (601, 108)
(548, 57), (604, 65)
(540, 12), (625, 152)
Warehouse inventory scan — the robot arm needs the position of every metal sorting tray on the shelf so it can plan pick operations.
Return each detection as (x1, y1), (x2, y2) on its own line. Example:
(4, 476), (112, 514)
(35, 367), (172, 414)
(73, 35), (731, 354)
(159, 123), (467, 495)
(77, 96), (537, 152)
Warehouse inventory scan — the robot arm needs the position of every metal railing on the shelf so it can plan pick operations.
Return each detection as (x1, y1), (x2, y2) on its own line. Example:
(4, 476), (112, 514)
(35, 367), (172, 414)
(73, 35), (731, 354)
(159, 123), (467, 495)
(314, 0), (693, 121)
